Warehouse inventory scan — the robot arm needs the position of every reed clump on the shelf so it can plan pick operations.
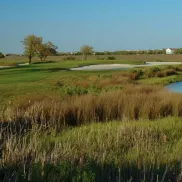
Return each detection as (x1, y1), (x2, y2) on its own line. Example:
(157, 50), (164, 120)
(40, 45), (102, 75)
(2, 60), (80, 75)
(144, 67), (177, 78)
(1, 84), (182, 131)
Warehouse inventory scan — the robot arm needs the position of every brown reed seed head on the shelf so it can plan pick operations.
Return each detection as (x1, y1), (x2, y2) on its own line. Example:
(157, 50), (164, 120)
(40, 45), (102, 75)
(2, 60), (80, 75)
(163, 134), (167, 143)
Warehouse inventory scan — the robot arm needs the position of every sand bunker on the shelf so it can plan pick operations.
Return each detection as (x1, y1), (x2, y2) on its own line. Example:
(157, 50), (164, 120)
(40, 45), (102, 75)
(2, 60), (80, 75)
(71, 62), (182, 71)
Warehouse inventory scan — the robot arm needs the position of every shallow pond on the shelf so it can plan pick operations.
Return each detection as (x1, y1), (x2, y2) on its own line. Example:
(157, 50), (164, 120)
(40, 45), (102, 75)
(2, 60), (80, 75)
(167, 82), (182, 93)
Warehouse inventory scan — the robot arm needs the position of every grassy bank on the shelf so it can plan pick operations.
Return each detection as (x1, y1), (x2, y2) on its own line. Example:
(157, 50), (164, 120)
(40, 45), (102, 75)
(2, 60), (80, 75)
(1, 117), (182, 181)
(0, 60), (182, 181)
(2, 85), (182, 130)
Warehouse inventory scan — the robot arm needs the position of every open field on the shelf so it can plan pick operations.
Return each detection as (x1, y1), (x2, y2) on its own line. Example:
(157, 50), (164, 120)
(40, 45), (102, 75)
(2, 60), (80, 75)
(0, 60), (182, 103)
(1, 59), (182, 181)
(1, 54), (182, 66)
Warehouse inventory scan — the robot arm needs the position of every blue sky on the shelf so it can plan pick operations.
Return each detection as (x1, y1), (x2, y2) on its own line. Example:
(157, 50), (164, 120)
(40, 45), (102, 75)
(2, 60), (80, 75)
(0, 0), (182, 53)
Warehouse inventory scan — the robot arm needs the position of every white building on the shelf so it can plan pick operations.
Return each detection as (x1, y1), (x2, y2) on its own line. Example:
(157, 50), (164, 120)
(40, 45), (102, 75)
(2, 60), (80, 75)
(166, 48), (175, 55)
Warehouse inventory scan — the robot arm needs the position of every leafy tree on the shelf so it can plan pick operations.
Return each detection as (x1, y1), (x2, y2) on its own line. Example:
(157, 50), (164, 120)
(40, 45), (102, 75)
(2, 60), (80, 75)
(22, 35), (58, 63)
(22, 35), (42, 64)
(36, 41), (58, 61)
(80, 45), (93, 60)
(0, 52), (5, 58)
(45, 41), (58, 55)
(36, 43), (46, 61)
(174, 48), (182, 54)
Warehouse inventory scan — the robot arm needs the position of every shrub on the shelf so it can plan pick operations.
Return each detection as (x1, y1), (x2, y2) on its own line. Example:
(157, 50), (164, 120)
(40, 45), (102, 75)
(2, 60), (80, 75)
(145, 71), (155, 78)
(131, 70), (143, 80)
(164, 69), (177, 76)
(0, 52), (5, 58)
(150, 67), (160, 73)
(144, 68), (176, 78)
(88, 84), (101, 94)
(175, 66), (182, 72)
(106, 56), (116, 60)
(63, 56), (76, 60)
(144, 67), (160, 78)
(177, 67), (182, 72)
(156, 71), (165, 77)
(156, 69), (177, 78)
(55, 81), (64, 87)
(97, 57), (105, 60)
(63, 86), (88, 96)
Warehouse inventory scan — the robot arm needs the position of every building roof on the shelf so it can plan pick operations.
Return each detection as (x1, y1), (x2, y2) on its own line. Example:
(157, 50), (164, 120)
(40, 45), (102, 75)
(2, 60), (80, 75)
(166, 48), (177, 50)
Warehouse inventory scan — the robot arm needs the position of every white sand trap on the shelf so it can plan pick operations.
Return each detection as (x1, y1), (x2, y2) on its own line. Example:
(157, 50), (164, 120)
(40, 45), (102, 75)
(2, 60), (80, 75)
(18, 63), (29, 66)
(71, 62), (182, 71)
(0, 66), (12, 69)
(0, 63), (29, 69)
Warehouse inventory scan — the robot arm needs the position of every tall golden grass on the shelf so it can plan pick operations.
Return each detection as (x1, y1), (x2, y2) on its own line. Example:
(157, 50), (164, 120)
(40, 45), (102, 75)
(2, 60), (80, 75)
(0, 83), (182, 181)
(73, 72), (139, 90)
(1, 84), (182, 133)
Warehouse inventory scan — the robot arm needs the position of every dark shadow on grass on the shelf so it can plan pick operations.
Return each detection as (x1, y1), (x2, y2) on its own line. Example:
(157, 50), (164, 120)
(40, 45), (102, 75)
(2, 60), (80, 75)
(3, 65), (30, 69)
(0, 64), (70, 76)
(1, 159), (180, 182)
(0, 66), (44, 77)
(32, 60), (56, 64)
(45, 67), (70, 72)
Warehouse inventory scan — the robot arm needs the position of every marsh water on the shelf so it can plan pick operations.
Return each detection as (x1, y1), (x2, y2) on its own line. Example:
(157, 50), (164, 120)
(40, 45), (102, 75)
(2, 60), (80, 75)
(167, 82), (182, 93)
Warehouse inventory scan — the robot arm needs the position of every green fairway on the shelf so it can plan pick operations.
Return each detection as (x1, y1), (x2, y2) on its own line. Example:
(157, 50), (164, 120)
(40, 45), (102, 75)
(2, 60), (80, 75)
(0, 60), (181, 103)
(0, 57), (145, 66)
(0, 60), (126, 103)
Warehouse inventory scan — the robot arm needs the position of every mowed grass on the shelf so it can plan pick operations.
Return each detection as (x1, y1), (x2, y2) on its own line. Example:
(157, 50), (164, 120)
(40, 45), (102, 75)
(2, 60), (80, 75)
(0, 57), (145, 102)
(0, 60), (182, 104)
(0, 61), (130, 105)
(0, 56), (145, 66)
(0, 58), (145, 85)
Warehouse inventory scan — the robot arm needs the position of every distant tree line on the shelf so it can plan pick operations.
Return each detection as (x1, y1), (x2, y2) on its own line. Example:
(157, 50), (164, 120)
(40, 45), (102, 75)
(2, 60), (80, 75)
(57, 45), (93, 60)
(57, 49), (167, 56)
(174, 48), (182, 54)
(5, 54), (23, 57)
(58, 49), (182, 56)
(94, 49), (166, 55)
(7, 34), (182, 64)
(0, 52), (5, 59)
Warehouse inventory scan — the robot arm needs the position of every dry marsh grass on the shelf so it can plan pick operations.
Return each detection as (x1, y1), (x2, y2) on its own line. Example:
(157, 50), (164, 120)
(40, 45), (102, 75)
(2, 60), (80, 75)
(72, 67), (178, 91)
(1, 84), (182, 133)
(73, 71), (138, 90)
(144, 68), (177, 78)
(1, 58), (182, 180)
